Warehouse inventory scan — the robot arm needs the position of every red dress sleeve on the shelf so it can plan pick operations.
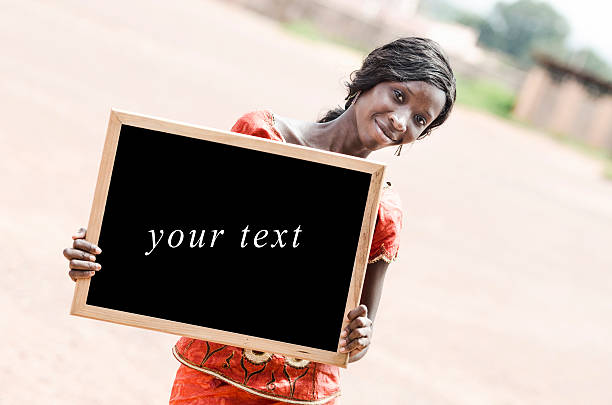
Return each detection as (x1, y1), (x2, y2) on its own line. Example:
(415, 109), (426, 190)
(230, 110), (284, 142)
(368, 183), (403, 263)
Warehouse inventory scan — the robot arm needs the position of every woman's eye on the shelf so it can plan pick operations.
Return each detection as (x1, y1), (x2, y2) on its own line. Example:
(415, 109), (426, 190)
(393, 90), (404, 103)
(415, 115), (426, 126)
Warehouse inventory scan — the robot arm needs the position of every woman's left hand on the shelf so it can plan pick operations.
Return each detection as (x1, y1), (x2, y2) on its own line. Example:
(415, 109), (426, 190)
(338, 304), (372, 361)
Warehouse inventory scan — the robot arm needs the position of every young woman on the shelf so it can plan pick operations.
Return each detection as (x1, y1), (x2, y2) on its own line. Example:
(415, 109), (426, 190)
(64, 37), (456, 404)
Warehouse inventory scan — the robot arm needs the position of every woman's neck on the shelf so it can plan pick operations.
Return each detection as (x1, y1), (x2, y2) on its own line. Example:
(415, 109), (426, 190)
(274, 108), (371, 158)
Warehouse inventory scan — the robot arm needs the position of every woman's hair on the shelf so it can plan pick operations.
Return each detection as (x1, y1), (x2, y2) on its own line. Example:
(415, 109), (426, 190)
(319, 37), (456, 139)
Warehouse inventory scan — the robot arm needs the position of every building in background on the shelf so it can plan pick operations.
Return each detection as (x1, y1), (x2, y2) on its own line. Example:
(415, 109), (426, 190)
(514, 55), (612, 150)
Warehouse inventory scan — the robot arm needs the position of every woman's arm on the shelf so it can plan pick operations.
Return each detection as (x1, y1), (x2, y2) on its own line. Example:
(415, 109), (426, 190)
(340, 259), (390, 362)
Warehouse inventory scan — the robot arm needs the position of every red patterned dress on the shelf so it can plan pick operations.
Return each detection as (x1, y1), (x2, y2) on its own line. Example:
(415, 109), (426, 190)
(170, 111), (403, 404)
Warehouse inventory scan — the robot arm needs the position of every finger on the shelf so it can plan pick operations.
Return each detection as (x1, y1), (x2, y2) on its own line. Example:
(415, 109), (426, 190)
(72, 227), (87, 240)
(342, 337), (370, 353)
(347, 316), (372, 331)
(69, 259), (102, 271)
(348, 327), (371, 341)
(63, 248), (96, 262)
(73, 239), (102, 254)
(347, 304), (368, 321)
(339, 330), (370, 349)
(69, 270), (95, 281)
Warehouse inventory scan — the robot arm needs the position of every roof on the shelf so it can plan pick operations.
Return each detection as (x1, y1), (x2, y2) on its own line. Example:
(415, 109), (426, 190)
(533, 53), (612, 96)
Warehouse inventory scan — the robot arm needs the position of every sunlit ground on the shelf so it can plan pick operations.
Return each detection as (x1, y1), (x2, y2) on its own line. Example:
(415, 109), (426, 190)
(1, 1), (611, 404)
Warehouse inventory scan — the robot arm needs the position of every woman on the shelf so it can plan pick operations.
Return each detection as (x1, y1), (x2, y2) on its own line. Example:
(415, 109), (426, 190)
(64, 37), (456, 404)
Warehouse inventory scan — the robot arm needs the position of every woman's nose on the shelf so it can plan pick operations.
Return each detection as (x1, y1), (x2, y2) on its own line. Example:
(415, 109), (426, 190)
(389, 113), (407, 133)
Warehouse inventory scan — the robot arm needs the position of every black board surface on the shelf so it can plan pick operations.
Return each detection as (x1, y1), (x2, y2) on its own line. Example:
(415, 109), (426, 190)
(87, 124), (371, 352)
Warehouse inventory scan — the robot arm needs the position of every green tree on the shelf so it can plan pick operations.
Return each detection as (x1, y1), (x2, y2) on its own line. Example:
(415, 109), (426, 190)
(455, 12), (487, 31)
(477, 0), (570, 65)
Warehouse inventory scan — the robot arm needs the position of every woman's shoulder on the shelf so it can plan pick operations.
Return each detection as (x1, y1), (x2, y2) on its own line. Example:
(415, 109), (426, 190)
(230, 110), (284, 142)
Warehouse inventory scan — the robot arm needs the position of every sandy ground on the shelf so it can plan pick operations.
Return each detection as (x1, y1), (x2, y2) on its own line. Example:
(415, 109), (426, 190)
(1, 1), (612, 404)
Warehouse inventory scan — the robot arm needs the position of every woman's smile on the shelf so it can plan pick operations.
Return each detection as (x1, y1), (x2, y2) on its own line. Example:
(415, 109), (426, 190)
(374, 117), (398, 145)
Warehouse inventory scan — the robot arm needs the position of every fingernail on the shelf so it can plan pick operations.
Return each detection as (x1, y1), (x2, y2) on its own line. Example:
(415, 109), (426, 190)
(95, 247), (102, 254)
(340, 330), (347, 337)
(95, 264), (102, 270)
(339, 347), (346, 353)
(89, 255), (96, 262)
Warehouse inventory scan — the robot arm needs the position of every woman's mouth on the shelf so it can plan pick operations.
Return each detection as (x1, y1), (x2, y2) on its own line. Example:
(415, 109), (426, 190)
(374, 119), (397, 144)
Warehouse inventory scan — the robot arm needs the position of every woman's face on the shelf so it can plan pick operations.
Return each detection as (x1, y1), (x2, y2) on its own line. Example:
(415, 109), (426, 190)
(353, 81), (447, 151)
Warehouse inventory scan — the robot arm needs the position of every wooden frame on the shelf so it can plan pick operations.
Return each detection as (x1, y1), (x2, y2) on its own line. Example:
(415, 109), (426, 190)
(71, 108), (386, 368)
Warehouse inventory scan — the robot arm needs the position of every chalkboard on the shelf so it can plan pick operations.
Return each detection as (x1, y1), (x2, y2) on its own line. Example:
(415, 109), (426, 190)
(71, 109), (386, 367)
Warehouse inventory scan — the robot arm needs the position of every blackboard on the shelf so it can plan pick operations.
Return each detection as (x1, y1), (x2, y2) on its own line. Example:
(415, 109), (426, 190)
(71, 109), (386, 367)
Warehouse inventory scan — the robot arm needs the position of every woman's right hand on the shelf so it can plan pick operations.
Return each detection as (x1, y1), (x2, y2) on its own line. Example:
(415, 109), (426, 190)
(63, 227), (102, 281)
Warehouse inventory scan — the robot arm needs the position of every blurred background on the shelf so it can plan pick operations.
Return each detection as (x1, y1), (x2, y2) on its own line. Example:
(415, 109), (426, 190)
(1, 0), (611, 403)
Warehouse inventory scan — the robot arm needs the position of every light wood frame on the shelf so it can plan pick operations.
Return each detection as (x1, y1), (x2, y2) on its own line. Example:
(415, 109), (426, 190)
(71, 108), (386, 368)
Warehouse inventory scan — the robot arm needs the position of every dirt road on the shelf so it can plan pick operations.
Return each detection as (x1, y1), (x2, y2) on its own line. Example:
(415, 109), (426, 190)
(1, 1), (611, 403)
